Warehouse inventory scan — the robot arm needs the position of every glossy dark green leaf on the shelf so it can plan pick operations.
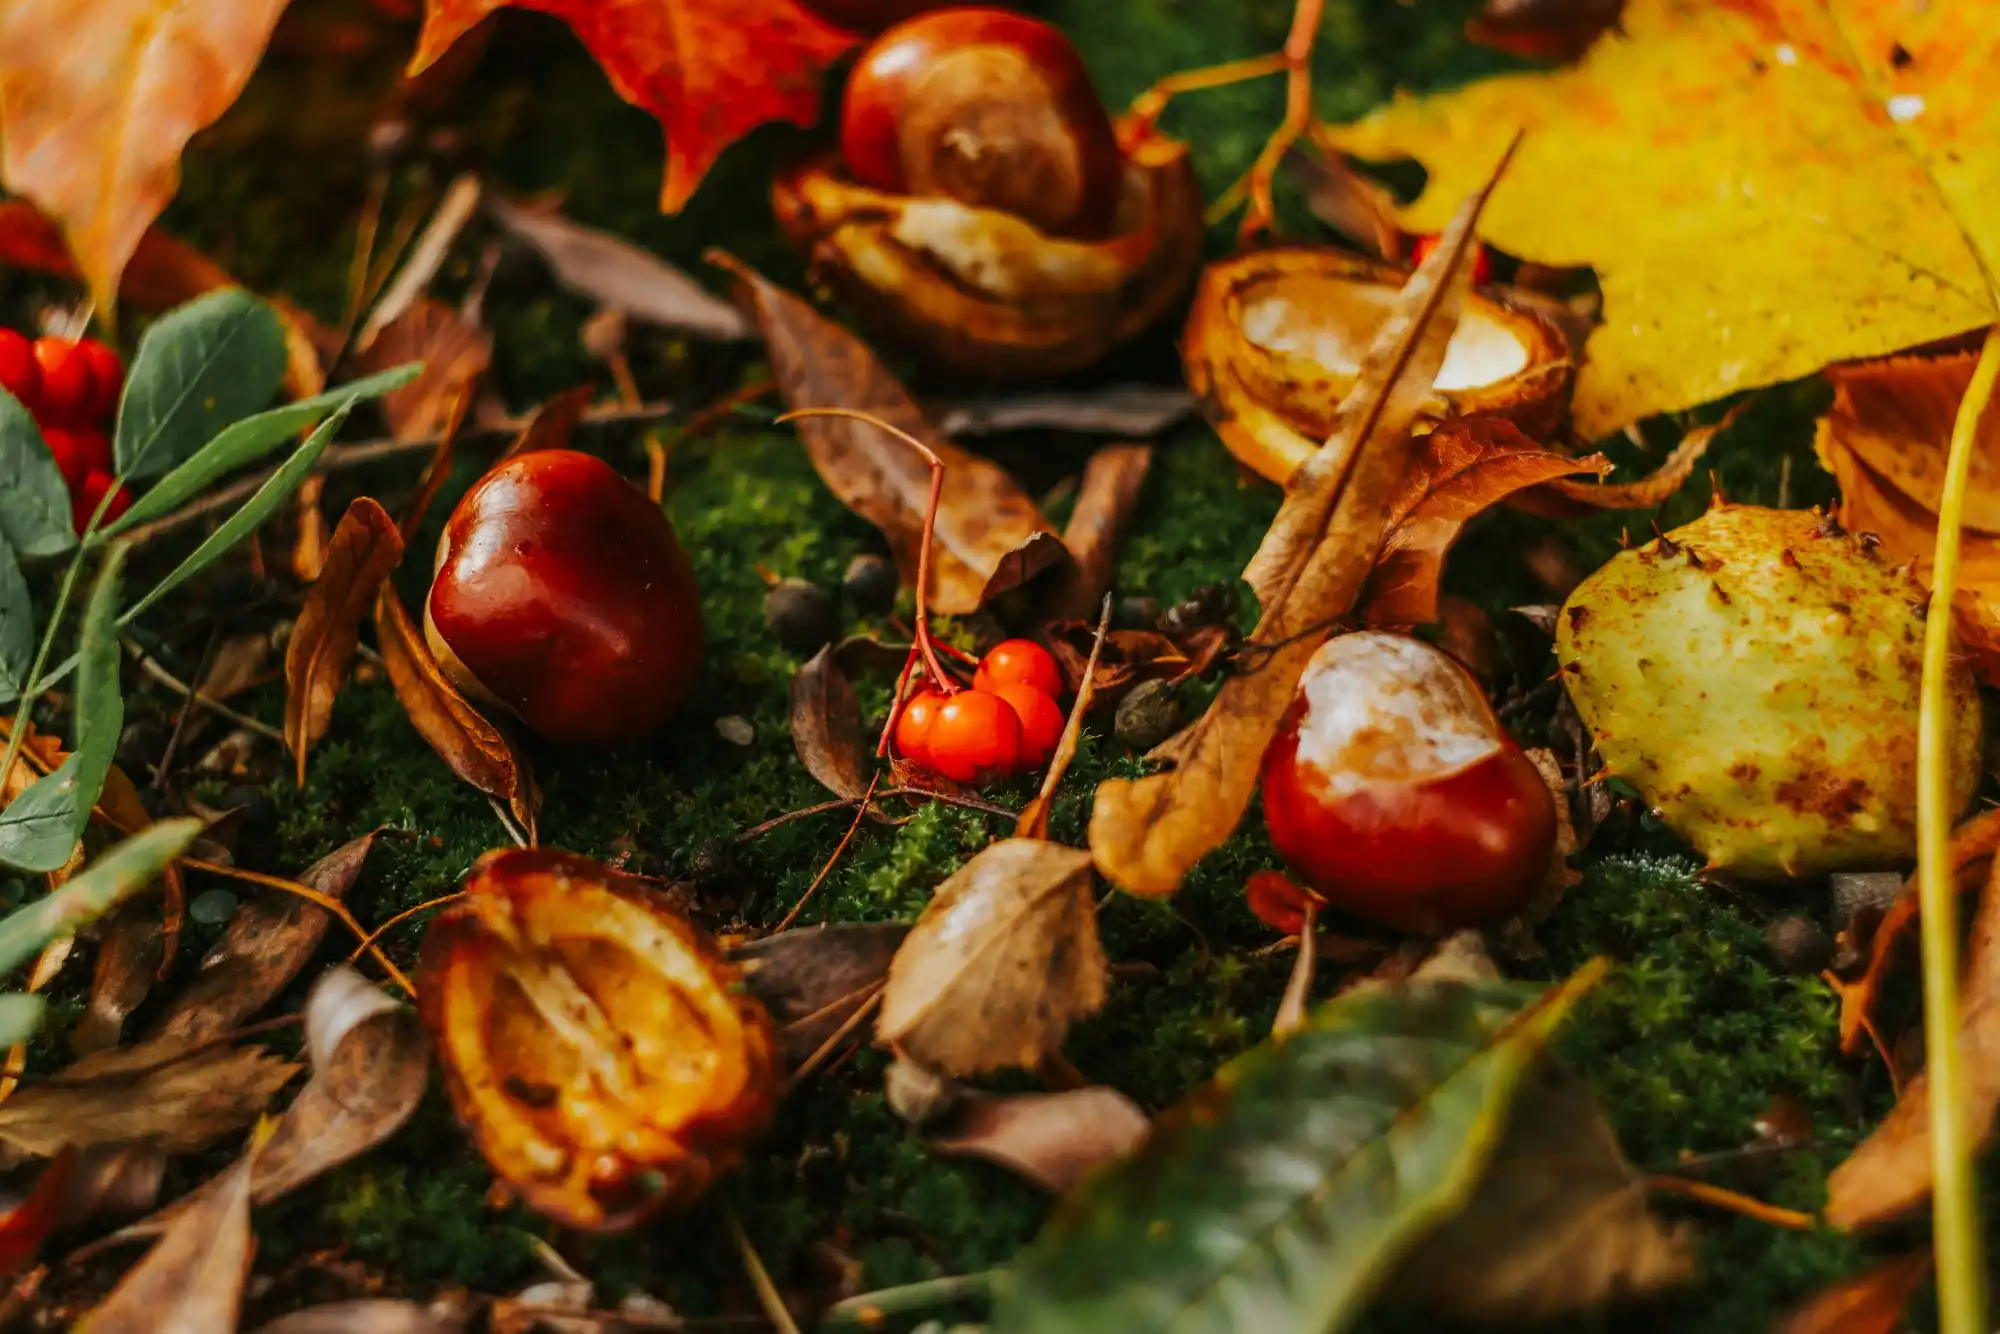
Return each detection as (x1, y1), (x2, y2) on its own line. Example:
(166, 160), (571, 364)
(993, 963), (1604, 1334)
(0, 392), (76, 559)
(115, 290), (287, 479)
(0, 754), (84, 873)
(0, 819), (203, 978)
(101, 364), (419, 538)
(0, 540), (31, 699)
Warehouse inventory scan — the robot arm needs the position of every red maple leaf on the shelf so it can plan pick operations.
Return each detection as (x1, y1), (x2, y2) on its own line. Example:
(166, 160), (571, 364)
(410, 0), (859, 212)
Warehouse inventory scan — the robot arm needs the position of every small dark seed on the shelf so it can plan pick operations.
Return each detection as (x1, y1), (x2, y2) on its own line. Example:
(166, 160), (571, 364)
(842, 554), (898, 616)
(1115, 680), (1183, 752)
(688, 839), (735, 882)
(1765, 915), (1834, 975)
(764, 579), (839, 655)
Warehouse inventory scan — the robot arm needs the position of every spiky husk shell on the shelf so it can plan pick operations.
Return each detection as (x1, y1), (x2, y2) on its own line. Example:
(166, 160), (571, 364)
(1556, 504), (1981, 878)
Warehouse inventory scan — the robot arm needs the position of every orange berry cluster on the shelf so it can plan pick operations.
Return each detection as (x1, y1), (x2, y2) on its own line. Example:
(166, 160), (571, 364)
(0, 329), (129, 533)
(893, 639), (1066, 785)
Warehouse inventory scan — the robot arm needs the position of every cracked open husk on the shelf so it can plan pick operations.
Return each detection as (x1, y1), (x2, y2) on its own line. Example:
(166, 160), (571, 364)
(772, 119), (1202, 378)
(1185, 246), (1573, 485)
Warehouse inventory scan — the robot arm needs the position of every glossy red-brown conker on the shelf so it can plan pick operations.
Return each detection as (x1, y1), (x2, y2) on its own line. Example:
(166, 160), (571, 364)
(1259, 631), (1555, 934)
(426, 450), (702, 746)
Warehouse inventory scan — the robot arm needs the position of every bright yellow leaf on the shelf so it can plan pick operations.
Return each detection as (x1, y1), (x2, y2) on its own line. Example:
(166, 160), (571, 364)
(0, 0), (288, 317)
(1322, 0), (2000, 438)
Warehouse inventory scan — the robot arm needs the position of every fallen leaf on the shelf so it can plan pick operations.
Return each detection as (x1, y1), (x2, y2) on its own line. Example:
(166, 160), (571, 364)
(374, 588), (540, 841)
(1466, 0), (1624, 62)
(1322, 0), (2000, 437)
(71, 904), (163, 1056)
(728, 922), (908, 1066)
(356, 174), (482, 355)
(715, 253), (1065, 615)
(488, 194), (749, 340)
(932, 1087), (1149, 1194)
(1773, 1252), (1931, 1334)
(1827, 849), (2000, 1228)
(73, 1127), (258, 1334)
(1512, 405), (1742, 519)
(789, 646), (871, 805)
(1087, 162), (1496, 896)
(877, 839), (1106, 1076)
(0, 1036), (297, 1156)
(0, 1148), (72, 1279)
(1043, 444), (1154, 623)
(1287, 141), (1403, 260)
(250, 1302), (458, 1334)
(494, 383), (596, 468)
(410, 0), (857, 213)
(286, 499), (406, 787)
(1043, 621), (1231, 705)
(935, 387), (1195, 440)
(1362, 416), (1607, 625)
(360, 298), (493, 442)
(0, 0), (289, 316)
(150, 832), (379, 1044)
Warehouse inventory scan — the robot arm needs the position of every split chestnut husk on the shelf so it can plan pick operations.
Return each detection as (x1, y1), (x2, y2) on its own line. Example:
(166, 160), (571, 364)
(419, 848), (778, 1231)
(1185, 246), (1573, 485)
(772, 118), (1202, 378)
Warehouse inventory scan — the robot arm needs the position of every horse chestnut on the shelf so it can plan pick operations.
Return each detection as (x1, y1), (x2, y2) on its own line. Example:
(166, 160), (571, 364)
(839, 8), (1122, 239)
(1260, 631), (1555, 934)
(425, 450), (702, 746)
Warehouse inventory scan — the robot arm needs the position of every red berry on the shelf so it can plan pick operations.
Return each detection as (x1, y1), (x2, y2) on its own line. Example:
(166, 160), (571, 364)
(973, 638), (1063, 699)
(991, 682), (1063, 770)
(32, 338), (95, 427)
(894, 688), (949, 767)
(0, 330), (41, 412)
(72, 471), (132, 534)
(1409, 233), (1494, 286)
(75, 339), (122, 422)
(925, 689), (1023, 784)
(41, 428), (93, 492)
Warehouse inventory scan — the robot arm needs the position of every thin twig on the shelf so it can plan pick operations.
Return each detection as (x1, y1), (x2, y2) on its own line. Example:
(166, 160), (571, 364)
(730, 788), (1013, 846)
(180, 857), (416, 998)
(786, 986), (883, 1093)
(1645, 1175), (1817, 1231)
(152, 626), (220, 787)
(121, 638), (283, 742)
(1272, 901), (1317, 1037)
(724, 1206), (803, 1334)
(487, 795), (530, 849)
(774, 772), (881, 932)
(348, 891), (466, 964)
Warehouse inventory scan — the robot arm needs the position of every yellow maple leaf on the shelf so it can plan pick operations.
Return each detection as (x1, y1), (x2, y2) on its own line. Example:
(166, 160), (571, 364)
(1322, 0), (2000, 438)
(0, 0), (288, 317)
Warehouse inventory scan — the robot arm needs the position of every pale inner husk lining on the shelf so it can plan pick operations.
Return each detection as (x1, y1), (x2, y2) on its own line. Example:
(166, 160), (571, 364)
(1238, 279), (1531, 391)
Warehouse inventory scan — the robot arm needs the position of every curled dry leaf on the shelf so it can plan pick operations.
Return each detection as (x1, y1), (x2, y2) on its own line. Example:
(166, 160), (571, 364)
(489, 194), (749, 341)
(1362, 416), (1606, 625)
(728, 922), (908, 1066)
(286, 499), (406, 787)
(151, 831), (379, 1044)
(249, 1301), (458, 1334)
(72, 903), (163, 1055)
(877, 840), (1106, 1076)
(361, 298), (494, 442)
(1511, 408), (1733, 517)
(1043, 443), (1154, 623)
(1183, 244), (1572, 487)
(1773, 1252), (1931, 1334)
(932, 1087), (1149, 1194)
(715, 253), (1066, 615)
(419, 849), (777, 1230)
(374, 588), (540, 841)
(1287, 140), (1402, 260)
(356, 174), (482, 355)
(1090, 162), (1501, 898)
(0, 1035), (298, 1157)
(1043, 621), (1231, 705)
(789, 646), (870, 805)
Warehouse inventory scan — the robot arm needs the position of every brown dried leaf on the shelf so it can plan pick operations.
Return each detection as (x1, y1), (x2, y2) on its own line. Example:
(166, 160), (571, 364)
(495, 383), (596, 468)
(935, 387), (1193, 440)
(789, 646), (869, 804)
(374, 588), (539, 841)
(250, 1302), (458, 1334)
(1363, 416), (1606, 625)
(72, 903), (163, 1055)
(150, 832), (378, 1044)
(1289, 139), (1403, 259)
(1043, 622), (1230, 705)
(1087, 158), (1504, 896)
(1387, 1057), (1694, 1321)
(932, 1087), (1148, 1194)
(74, 1130), (257, 1334)
(1042, 443), (1154, 623)
(0, 1036), (298, 1156)
(1511, 405), (1738, 518)
(491, 195), (749, 341)
(714, 252), (1065, 615)
(877, 840), (1105, 1076)
(361, 297), (493, 442)
(1773, 1252), (1931, 1334)
(286, 499), (405, 787)
(729, 923), (908, 1066)
(1827, 851), (2000, 1228)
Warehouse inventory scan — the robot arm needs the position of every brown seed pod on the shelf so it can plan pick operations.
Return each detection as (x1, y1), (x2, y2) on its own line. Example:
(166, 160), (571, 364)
(1184, 246), (1574, 485)
(419, 848), (777, 1231)
(772, 117), (1203, 378)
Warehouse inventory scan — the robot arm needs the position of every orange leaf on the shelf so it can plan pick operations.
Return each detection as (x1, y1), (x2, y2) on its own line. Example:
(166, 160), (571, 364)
(410, 0), (858, 213)
(1362, 416), (1606, 626)
(1773, 1252), (1930, 1334)
(285, 500), (407, 788)
(0, 0), (290, 317)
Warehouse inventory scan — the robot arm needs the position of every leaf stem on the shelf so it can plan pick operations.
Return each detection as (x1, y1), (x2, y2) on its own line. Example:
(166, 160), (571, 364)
(1917, 325), (2000, 1334)
(823, 1270), (999, 1326)
(0, 489), (116, 799)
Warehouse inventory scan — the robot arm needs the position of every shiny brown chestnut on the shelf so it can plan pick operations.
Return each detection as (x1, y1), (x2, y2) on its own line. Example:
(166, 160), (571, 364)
(425, 450), (702, 745)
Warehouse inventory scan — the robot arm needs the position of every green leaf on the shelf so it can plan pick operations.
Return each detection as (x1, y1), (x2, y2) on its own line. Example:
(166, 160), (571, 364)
(0, 819), (202, 978)
(0, 540), (31, 700)
(0, 993), (48, 1049)
(0, 392), (76, 560)
(114, 290), (287, 480)
(993, 962), (1606, 1334)
(65, 545), (126, 841)
(100, 364), (420, 538)
(0, 754), (83, 873)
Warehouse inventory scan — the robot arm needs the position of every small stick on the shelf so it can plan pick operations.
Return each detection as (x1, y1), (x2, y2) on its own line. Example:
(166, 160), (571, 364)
(1271, 901), (1317, 1037)
(773, 771), (882, 932)
(1645, 1174), (1817, 1230)
(786, 986), (883, 1092)
(487, 795), (530, 849)
(730, 787), (1011, 845)
(347, 891), (466, 964)
(121, 638), (283, 743)
(152, 627), (220, 787)
(724, 1206), (802, 1334)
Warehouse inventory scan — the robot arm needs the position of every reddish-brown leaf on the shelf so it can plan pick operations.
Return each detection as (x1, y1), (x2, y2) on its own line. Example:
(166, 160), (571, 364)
(1043, 443), (1154, 623)
(360, 298), (492, 443)
(410, 0), (858, 213)
(714, 252), (1065, 615)
(1773, 1253), (1930, 1334)
(495, 383), (596, 468)
(931, 1088), (1149, 1194)
(286, 500), (406, 787)
(1363, 416), (1605, 626)
(789, 645), (871, 805)
(373, 588), (540, 840)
